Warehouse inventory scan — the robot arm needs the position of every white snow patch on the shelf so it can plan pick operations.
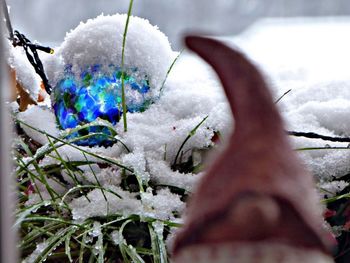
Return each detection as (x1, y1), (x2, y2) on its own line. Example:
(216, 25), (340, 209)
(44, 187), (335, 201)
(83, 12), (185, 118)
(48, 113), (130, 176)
(17, 105), (60, 145)
(15, 17), (350, 226)
(319, 180), (349, 198)
(111, 230), (122, 245)
(6, 41), (41, 100)
(230, 17), (350, 182)
(147, 159), (201, 192)
(141, 188), (185, 220)
(70, 186), (142, 222)
(23, 240), (49, 263)
(45, 13), (176, 97)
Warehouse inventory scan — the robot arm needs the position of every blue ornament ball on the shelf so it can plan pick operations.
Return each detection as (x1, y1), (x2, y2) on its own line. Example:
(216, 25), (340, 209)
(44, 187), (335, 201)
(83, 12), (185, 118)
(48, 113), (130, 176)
(52, 64), (152, 147)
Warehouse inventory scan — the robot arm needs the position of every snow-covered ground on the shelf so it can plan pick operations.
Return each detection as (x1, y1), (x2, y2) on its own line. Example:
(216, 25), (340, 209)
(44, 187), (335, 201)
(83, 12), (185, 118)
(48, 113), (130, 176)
(230, 17), (350, 193)
(14, 16), (350, 224)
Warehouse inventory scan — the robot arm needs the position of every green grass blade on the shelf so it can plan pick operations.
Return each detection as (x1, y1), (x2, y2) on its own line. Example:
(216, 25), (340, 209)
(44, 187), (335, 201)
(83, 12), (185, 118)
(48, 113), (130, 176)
(31, 227), (75, 263)
(15, 200), (52, 227)
(16, 119), (134, 173)
(79, 231), (88, 263)
(159, 50), (183, 94)
(65, 230), (73, 262)
(149, 222), (168, 263)
(97, 233), (104, 263)
(83, 153), (108, 202)
(61, 184), (122, 205)
(173, 115), (208, 166)
(120, 0), (134, 132)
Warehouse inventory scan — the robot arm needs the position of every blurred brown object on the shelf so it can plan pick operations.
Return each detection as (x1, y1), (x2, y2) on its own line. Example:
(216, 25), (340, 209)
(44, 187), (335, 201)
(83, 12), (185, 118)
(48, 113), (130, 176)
(8, 65), (37, 111)
(37, 82), (47, 102)
(172, 36), (334, 263)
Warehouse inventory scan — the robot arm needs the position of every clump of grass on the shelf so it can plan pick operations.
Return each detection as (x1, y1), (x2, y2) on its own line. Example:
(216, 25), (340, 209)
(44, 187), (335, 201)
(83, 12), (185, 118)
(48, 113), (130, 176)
(15, 118), (188, 262)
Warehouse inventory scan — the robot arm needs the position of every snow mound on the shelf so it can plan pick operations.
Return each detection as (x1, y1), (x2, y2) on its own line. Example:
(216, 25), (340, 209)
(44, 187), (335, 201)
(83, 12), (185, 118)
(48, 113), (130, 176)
(17, 14), (230, 225)
(71, 186), (142, 222)
(45, 14), (176, 96)
(18, 16), (350, 225)
(231, 17), (350, 183)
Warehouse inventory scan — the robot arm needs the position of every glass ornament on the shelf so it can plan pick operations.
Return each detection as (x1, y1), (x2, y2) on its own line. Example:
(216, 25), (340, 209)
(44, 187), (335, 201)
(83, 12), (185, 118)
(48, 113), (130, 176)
(52, 64), (152, 146)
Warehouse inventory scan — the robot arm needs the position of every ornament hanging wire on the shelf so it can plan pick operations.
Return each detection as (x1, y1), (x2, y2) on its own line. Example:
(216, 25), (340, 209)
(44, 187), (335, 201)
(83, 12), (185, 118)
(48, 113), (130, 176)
(1, 0), (54, 94)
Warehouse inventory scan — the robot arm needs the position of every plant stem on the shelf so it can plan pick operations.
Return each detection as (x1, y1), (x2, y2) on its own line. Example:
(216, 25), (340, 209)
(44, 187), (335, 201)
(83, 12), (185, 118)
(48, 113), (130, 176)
(159, 50), (183, 94)
(173, 116), (208, 167)
(121, 0), (134, 132)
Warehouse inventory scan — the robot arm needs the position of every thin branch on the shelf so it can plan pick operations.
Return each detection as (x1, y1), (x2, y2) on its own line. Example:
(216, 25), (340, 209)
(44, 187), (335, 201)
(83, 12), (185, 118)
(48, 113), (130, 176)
(275, 89), (292, 104)
(287, 130), (350, 143)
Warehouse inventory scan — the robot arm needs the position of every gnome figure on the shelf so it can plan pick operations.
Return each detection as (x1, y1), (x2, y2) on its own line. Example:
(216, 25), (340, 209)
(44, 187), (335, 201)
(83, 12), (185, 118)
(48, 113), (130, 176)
(172, 36), (335, 263)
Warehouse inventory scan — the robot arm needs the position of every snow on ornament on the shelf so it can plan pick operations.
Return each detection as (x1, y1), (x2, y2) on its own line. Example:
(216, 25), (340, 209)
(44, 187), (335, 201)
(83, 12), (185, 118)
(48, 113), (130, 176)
(47, 14), (175, 146)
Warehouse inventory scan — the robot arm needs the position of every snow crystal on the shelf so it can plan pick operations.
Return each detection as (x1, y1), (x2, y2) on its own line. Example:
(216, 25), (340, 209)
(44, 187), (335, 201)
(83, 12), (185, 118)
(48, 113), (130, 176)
(152, 221), (165, 237)
(25, 178), (66, 207)
(331, 225), (345, 238)
(25, 193), (49, 207)
(301, 150), (350, 181)
(78, 166), (122, 187)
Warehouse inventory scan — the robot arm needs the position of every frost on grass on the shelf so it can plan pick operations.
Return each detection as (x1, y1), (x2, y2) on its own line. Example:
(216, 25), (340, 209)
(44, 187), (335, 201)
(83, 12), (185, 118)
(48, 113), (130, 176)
(23, 240), (49, 263)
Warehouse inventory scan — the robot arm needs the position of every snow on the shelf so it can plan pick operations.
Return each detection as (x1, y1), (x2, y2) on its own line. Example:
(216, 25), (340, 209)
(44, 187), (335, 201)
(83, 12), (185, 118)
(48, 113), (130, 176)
(229, 17), (350, 185)
(13, 15), (350, 226)
(121, 149), (150, 183)
(319, 180), (349, 198)
(23, 240), (49, 263)
(17, 105), (60, 144)
(6, 41), (42, 100)
(147, 159), (201, 192)
(70, 185), (185, 222)
(141, 188), (185, 220)
(77, 166), (122, 187)
(111, 230), (122, 245)
(70, 185), (142, 222)
(44, 13), (176, 98)
(152, 220), (165, 237)
(90, 221), (102, 237)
